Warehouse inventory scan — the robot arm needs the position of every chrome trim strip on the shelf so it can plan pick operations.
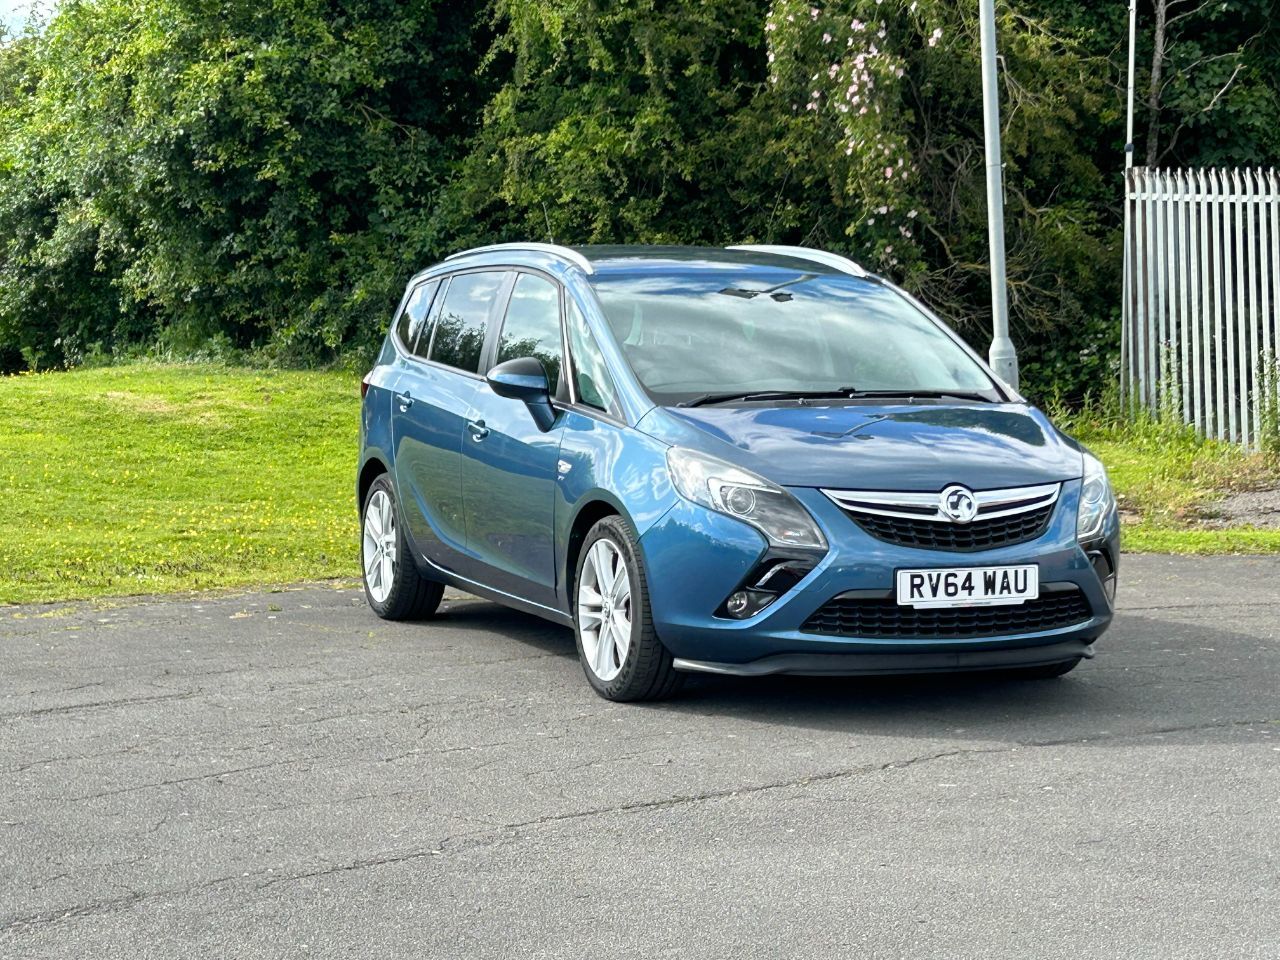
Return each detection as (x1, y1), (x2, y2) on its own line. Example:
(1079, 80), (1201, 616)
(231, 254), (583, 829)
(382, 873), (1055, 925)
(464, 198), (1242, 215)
(725, 244), (868, 278)
(822, 482), (1061, 523)
(446, 243), (595, 275)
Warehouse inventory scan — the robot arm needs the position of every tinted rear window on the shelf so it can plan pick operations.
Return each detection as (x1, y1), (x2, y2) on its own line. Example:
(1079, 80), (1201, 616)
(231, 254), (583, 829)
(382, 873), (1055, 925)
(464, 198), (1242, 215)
(395, 280), (439, 354)
(428, 271), (505, 373)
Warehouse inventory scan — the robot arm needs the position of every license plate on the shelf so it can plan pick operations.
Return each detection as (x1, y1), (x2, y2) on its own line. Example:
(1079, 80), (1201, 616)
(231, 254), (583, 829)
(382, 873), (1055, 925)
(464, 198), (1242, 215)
(896, 564), (1038, 609)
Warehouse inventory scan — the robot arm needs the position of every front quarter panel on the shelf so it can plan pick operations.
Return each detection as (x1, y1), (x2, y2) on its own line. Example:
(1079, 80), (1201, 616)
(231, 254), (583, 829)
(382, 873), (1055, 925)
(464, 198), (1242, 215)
(553, 409), (678, 607)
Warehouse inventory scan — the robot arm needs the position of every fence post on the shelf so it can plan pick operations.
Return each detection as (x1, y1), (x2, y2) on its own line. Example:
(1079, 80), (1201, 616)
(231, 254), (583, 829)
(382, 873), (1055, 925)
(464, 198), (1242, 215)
(1246, 168), (1261, 449)
(1264, 168), (1274, 394)
(1264, 167), (1274, 414)
(1195, 168), (1212, 437)
(1121, 168), (1132, 411)
(1142, 168), (1159, 413)
(1141, 171), (1152, 412)
(1177, 169), (1192, 423)
(1233, 168), (1249, 444)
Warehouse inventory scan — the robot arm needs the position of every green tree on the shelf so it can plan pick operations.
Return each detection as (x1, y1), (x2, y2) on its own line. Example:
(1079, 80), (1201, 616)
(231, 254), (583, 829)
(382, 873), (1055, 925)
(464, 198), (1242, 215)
(437, 0), (772, 247)
(761, 0), (1125, 396)
(0, 0), (488, 370)
(1141, 0), (1279, 168)
(1, 0), (1277, 395)
(447, 0), (1127, 398)
(0, 24), (138, 371)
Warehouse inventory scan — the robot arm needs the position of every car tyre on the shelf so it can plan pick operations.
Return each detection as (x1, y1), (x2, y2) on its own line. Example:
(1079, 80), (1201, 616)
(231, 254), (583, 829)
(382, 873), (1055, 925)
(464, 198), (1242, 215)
(361, 474), (444, 621)
(573, 516), (682, 702)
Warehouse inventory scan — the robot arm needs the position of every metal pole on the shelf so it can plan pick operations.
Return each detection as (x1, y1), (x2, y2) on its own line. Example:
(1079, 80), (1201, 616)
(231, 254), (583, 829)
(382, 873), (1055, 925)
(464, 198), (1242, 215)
(1120, 0), (1138, 412)
(1125, 0), (1137, 170)
(979, 0), (1017, 388)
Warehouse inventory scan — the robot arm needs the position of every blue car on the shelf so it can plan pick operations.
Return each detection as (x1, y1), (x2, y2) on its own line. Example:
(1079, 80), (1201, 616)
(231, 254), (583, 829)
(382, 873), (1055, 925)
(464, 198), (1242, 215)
(357, 244), (1119, 701)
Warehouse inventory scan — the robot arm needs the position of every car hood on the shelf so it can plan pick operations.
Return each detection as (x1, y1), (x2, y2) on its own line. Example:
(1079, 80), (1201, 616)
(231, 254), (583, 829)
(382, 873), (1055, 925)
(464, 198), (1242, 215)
(636, 403), (1083, 491)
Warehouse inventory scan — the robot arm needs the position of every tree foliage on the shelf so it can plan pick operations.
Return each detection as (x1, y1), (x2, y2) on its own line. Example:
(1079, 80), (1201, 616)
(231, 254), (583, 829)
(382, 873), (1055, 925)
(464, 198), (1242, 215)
(1, 0), (489, 369)
(0, 0), (1276, 398)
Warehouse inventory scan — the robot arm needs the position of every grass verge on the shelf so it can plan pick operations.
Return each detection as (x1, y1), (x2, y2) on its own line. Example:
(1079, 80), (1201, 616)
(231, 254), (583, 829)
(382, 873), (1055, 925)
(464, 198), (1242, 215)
(1, 364), (358, 604)
(2, 365), (1278, 605)
(1057, 406), (1280, 554)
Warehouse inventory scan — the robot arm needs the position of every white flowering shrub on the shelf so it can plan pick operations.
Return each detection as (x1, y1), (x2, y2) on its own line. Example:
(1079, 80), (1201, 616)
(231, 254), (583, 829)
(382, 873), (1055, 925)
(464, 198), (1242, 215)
(764, 0), (949, 276)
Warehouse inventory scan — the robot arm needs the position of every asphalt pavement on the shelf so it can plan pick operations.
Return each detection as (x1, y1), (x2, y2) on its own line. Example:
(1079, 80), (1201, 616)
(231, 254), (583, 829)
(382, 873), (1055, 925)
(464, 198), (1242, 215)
(2, 554), (1278, 959)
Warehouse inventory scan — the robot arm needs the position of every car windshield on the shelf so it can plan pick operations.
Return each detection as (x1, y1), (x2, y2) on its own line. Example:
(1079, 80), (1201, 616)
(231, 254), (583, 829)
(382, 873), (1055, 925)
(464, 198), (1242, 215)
(590, 270), (997, 406)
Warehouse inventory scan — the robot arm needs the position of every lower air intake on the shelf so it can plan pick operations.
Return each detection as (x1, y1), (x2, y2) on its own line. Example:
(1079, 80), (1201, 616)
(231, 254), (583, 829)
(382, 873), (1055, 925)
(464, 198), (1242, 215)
(801, 587), (1092, 639)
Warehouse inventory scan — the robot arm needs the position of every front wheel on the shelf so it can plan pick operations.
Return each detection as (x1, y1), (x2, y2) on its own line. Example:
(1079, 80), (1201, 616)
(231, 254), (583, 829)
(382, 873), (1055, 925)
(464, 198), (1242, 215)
(361, 474), (444, 621)
(574, 516), (682, 702)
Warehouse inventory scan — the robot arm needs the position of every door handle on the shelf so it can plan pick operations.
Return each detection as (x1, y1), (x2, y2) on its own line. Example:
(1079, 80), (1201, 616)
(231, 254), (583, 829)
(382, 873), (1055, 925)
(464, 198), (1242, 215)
(467, 419), (490, 441)
(396, 392), (413, 413)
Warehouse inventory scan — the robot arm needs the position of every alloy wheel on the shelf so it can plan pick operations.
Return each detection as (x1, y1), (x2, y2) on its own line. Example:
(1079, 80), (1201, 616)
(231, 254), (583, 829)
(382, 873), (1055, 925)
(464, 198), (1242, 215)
(362, 489), (398, 604)
(577, 538), (633, 682)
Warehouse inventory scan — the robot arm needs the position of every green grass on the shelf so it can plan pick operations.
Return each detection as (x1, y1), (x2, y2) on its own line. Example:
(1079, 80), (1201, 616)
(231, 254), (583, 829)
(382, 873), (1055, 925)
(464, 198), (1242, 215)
(1063, 409), (1280, 554)
(1, 364), (359, 604)
(2, 365), (1278, 605)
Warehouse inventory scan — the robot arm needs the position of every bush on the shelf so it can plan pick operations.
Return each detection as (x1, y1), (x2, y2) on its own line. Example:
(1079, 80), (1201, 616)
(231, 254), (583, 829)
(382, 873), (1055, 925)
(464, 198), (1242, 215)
(1, 0), (1276, 386)
(0, 0), (489, 372)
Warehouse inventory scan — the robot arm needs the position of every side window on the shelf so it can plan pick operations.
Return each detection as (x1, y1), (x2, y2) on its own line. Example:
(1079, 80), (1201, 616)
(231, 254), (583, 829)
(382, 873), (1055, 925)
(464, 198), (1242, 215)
(394, 280), (439, 354)
(496, 274), (563, 396)
(428, 271), (505, 373)
(566, 299), (618, 412)
(412, 278), (447, 359)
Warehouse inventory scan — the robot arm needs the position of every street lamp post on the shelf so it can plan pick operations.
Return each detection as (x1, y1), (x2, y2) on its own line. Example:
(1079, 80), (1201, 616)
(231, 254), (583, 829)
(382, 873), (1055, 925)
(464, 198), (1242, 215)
(978, 0), (1018, 389)
(1120, 0), (1138, 409)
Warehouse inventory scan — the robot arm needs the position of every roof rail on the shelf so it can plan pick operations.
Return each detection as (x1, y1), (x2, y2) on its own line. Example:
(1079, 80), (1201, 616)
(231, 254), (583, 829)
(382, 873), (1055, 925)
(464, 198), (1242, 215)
(725, 244), (868, 278)
(445, 242), (594, 275)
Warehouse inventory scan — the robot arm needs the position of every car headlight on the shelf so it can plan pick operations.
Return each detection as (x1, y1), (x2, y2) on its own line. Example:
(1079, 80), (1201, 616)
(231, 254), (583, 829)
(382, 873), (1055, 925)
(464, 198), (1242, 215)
(1076, 451), (1116, 542)
(666, 446), (827, 550)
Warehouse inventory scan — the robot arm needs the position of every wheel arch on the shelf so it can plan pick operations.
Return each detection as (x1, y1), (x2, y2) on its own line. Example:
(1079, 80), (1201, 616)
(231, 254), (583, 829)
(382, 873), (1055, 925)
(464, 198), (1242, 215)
(564, 496), (633, 600)
(357, 455), (390, 514)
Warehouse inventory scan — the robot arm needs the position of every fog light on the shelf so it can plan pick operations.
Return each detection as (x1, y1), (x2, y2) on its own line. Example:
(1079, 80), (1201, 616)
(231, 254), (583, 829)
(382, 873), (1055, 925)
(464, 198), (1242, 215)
(725, 591), (751, 617)
(721, 588), (781, 620)
(715, 555), (821, 620)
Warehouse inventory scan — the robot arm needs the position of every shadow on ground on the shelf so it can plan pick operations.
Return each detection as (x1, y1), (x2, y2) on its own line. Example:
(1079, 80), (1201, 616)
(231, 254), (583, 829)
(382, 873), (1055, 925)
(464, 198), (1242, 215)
(428, 597), (1273, 746)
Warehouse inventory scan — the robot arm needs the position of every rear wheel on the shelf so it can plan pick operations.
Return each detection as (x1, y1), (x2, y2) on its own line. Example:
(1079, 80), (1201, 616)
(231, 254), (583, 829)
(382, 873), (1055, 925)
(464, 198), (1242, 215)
(574, 516), (682, 702)
(361, 474), (444, 621)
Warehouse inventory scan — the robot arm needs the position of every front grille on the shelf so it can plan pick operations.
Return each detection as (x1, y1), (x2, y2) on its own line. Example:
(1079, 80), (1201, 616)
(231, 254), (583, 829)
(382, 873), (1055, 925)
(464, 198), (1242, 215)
(802, 587), (1092, 639)
(850, 504), (1055, 552)
(821, 482), (1061, 552)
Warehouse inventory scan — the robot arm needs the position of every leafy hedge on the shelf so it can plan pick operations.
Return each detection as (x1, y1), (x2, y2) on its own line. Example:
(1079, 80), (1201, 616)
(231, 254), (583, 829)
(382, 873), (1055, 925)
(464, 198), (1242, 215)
(1, 0), (1276, 399)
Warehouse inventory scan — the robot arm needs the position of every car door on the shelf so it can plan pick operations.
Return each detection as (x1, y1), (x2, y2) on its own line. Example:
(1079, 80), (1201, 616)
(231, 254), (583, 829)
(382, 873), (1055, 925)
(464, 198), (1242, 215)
(461, 270), (568, 607)
(392, 269), (508, 576)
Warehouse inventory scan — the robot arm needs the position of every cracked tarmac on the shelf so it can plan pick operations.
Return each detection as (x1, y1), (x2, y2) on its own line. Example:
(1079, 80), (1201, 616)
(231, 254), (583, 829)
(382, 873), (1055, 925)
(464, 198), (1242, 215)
(2, 554), (1279, 959)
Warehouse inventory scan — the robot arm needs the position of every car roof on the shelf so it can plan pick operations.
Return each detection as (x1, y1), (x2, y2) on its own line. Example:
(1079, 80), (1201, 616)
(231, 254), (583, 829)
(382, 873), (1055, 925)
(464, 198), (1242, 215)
(427, 243), (872, 285)
(572, 245), (857, 279)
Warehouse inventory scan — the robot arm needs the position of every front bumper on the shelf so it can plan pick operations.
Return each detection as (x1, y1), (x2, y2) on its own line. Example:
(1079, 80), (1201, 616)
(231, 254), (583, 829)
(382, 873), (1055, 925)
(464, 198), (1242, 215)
(674, 638), (1094, 677)
(638, 479), (1119, 671)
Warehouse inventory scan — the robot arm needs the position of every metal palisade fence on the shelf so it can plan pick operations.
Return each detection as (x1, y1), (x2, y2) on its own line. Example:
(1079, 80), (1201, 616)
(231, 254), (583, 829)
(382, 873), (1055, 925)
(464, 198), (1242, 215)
(1122, 167), (1280, 448)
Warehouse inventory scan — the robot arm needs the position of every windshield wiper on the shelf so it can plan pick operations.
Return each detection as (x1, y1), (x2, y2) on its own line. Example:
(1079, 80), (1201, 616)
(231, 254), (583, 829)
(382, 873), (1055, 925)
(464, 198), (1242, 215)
(678, 387), (997, 408)
(841, 389), (996, 403)
(678, 389), (858, 408)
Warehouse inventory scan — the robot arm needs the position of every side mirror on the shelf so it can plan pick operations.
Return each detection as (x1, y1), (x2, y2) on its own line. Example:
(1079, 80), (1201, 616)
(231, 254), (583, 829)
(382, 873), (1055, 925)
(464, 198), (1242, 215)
(486, 357), (556, 431)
